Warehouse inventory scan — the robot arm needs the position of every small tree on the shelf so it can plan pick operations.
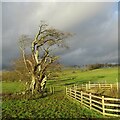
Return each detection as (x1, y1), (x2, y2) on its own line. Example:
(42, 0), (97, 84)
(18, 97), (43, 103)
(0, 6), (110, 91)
(19, 22), (72, 95)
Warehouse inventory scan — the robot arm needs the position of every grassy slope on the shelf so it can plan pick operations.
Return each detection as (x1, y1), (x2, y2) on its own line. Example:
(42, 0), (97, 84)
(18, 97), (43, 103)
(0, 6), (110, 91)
(2, 93), (103, 119)
(2, 67), (118, 119)
(2, 82), (25, 94)
(47, 67), (118, 87)
(2, 67), (118, 93)
(47, 67), (118, 98)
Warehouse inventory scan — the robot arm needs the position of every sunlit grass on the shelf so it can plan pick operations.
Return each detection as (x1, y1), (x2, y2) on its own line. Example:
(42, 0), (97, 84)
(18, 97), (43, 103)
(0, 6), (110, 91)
(2, 92), (103, 119)
(2, 67), (118, 119)
(2, 67), (118, 93)
(47, 67), (118, 87)
(2, 81), (25, 94)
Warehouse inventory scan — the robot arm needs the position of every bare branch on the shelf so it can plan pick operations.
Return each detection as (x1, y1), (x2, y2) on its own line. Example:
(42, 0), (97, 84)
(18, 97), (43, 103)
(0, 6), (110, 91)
(18, 22), (72, 94)
(26, 59), (33, 73)
(19, 46), (29, 73)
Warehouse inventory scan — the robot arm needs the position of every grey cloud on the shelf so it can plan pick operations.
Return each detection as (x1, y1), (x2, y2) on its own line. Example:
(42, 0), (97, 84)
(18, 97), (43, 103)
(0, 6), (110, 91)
(2, 2), (118, 69)
(60, 14), (118, 65)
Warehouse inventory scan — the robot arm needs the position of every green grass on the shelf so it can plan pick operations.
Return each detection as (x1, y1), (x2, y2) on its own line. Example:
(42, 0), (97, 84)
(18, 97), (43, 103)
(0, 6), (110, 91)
(2, 81), (25, 94)
(47, 67), (118, 87)
(2, 67), (118, 94)
(2, 67), (118, 119)
(2, 92), (103, 119)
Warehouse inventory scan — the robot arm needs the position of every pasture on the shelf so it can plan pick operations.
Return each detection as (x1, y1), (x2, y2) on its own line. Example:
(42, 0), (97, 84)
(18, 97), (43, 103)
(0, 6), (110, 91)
(2, 67), (119, 119)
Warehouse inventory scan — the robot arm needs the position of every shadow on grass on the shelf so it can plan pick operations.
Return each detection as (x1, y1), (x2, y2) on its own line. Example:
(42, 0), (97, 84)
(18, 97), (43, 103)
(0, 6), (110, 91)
(2, 91), (54, 101)
(64, 82), (75, 86)
(97, 75), (105, 78)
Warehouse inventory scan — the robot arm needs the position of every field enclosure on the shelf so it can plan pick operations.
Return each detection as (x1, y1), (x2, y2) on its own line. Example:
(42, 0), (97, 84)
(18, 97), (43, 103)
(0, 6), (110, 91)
(66, 83), (120, 117)
(76, 82), (119, 91)
(2, 67), (119, 119)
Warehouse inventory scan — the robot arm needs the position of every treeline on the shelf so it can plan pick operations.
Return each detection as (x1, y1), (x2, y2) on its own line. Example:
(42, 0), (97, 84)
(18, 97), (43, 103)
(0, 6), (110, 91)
(85, 63), (119, 70)
(2, 61), (62, 82)
(72, 63), (119, 70)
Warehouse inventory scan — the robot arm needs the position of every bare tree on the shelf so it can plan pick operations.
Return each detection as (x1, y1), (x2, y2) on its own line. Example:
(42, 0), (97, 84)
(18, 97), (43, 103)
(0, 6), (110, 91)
(19, 22), (72, 95)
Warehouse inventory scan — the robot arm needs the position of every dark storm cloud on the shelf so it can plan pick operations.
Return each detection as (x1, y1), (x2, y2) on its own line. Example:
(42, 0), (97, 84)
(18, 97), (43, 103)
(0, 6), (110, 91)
(2, 2), (118, 69)
(59, 4), (118, 65)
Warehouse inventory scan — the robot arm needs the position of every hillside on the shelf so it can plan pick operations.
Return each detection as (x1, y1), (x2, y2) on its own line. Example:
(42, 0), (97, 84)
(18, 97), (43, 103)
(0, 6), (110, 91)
(2, 67), (118, 119)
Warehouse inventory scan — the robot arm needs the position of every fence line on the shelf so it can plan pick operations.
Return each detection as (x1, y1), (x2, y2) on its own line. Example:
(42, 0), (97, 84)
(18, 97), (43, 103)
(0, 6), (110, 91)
(66, 86), (120, 117)
(72, 82), (118, 91)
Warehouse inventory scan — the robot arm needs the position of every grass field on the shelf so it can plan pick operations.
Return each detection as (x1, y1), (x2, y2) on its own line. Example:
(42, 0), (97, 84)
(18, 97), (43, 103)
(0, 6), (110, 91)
(2, 81), (25, 94)
(2, 67), (118, 119)
(2, 92), (103, 119)
(47, 67), (118, 87)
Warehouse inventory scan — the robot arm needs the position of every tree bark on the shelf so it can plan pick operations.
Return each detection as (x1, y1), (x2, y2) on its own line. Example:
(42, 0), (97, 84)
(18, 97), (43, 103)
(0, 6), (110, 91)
(30, 73), (47, 94)
(18, 23), (72, 95)
(30, 74), (36, 94)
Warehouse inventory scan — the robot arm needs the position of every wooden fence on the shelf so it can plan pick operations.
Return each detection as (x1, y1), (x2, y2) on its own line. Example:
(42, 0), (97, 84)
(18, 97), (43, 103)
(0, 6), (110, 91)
(72, 82), (119, 92)
(66, 86), (120, 117)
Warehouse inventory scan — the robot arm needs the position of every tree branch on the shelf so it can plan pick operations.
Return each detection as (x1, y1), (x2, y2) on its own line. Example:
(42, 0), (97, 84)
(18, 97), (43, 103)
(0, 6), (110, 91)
(26, 59), (33, 73)
(19, 46), (29, 73)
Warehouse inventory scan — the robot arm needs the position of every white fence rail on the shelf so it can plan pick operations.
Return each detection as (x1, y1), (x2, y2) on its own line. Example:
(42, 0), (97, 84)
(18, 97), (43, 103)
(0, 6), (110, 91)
(72, 82), (119, 91)
(66, 86), (120, 117)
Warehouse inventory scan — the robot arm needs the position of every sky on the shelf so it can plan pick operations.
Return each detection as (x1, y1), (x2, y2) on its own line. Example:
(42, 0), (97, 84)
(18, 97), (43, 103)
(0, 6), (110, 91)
(1, 2), (118, 69)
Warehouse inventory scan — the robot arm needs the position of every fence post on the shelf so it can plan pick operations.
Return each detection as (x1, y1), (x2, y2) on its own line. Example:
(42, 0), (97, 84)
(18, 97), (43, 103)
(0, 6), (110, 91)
(86, 84), (88, 91)
(117, 82), (118, 92)
(102, 96), (105, 116)
(53, 86), (55, 94)
(110, 84), (112, 91)
(99, 83), (101, 89)
(89, 93), (92, 109)
(50, 86), (52, 93)
(81, 91), (83, 104)
(89, 81), (91, 89)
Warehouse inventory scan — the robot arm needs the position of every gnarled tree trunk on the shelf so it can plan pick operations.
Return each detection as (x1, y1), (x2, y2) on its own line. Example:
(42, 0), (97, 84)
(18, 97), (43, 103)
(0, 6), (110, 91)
(30, 73), (47, 94)
(30, 74), (36, 94)
(19, 22), (72, 95)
